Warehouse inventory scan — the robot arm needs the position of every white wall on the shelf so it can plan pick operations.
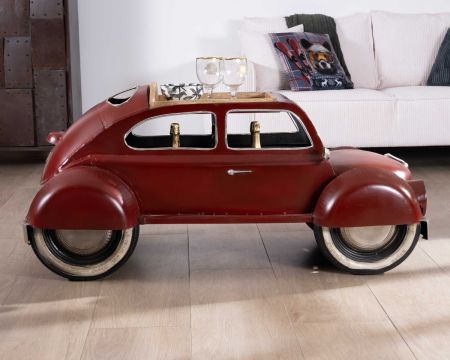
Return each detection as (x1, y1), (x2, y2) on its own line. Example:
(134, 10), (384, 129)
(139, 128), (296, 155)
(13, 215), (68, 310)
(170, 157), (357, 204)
(67, 0), (82, 120)
(77, 0), (450, 113)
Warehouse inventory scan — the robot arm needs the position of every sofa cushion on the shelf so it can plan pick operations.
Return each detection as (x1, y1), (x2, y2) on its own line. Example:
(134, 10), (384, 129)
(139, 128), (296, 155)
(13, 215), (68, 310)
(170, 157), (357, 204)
(381, 86), (450, 146)
(336, 13), (379, 89)
(372, 11), (450, 88)
(285, 13), (351, 78)
(241, 17), (290, 32)
(238, 23), (304, 91)
(279, 89), (396, 147)
(270, 31), (353, 91)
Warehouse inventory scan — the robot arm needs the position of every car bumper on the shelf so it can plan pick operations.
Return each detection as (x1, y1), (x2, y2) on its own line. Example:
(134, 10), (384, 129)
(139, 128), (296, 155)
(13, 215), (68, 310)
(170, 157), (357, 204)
(420, 219), (429, 240)
(23, 223), (31, 245)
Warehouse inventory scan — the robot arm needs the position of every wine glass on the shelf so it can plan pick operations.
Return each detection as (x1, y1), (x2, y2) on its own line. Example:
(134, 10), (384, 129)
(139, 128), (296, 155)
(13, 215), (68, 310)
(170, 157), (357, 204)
(222, 57), (247, 98)
(196, 57), (223, 98)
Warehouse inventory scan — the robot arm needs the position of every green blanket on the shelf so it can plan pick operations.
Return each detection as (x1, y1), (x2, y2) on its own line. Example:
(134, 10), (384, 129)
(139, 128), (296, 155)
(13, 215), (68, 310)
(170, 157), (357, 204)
(285, 14), (351, 79)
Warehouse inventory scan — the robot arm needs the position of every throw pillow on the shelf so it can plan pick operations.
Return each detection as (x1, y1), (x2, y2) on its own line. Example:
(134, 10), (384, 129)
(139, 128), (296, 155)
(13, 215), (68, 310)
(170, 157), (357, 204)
(428, 28), (450, 86)
(238, 24), (304, 91)
(270, 31), (353, 91)
(285, 13), (351, 79)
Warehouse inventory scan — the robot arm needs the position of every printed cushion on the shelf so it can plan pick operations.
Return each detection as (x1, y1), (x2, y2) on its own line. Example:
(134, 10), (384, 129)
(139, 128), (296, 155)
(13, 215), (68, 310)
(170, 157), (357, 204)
(428, 28), (450, 86)
(270, 31), (353, 91)
(238, 24), (304, 91)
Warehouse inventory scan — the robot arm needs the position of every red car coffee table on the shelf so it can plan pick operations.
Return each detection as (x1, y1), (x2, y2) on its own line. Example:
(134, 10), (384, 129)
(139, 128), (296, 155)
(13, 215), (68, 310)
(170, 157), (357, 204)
(23, 83), (428, 280)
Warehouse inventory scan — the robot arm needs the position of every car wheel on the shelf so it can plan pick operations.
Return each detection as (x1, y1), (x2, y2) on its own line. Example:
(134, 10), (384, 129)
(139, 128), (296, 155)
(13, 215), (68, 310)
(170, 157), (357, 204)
(30, 226), (139, 280)
(314, 223), (420, 274)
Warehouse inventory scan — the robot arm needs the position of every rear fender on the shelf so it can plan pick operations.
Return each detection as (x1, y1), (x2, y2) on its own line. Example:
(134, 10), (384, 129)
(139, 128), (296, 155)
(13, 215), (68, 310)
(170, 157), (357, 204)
(26, 167), (140, 230)
(314, 168), (422, 227)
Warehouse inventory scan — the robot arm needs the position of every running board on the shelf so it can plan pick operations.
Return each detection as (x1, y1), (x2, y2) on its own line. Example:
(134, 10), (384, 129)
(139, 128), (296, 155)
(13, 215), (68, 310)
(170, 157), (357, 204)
(141, 213), (313, 225)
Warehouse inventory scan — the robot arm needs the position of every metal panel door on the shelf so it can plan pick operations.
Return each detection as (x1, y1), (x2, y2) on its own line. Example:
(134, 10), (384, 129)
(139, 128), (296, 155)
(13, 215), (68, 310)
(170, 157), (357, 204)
(0, 89), (34, 146)
(0, 38), (4, 88)
(30, 0), (64, 19)
(0, 0), (30, 37)
(4, 37), (32, 88)
(31, 19), (66, 69)
(34, 70), (68, 145)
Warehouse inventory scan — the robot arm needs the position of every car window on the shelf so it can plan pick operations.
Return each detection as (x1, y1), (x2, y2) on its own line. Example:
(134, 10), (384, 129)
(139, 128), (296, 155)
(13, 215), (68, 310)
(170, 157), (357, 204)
(226, 110), (311, 149)
(125, 112), (216, 150)
(107, 87), (138, 106)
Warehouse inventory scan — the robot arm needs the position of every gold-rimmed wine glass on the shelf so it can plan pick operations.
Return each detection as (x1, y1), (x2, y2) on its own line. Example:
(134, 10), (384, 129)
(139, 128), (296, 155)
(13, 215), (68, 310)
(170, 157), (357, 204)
(222, 57), (247, 98)
(196, 57), (223, 98)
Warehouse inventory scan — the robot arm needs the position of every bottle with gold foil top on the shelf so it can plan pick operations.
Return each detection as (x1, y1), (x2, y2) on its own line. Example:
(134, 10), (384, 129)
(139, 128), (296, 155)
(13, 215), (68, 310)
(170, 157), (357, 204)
(250, 121), (261, 149)
(170, 123), (180, 148)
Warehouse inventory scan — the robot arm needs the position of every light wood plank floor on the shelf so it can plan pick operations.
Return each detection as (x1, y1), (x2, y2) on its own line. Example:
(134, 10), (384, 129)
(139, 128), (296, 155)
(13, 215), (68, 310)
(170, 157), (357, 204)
(0, 151), (449, 360)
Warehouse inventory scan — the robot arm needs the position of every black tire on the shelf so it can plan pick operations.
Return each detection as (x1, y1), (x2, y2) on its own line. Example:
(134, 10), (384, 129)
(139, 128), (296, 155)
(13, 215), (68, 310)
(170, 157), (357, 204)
(30, 226), (139, 281)
(314, 223), (421, 275)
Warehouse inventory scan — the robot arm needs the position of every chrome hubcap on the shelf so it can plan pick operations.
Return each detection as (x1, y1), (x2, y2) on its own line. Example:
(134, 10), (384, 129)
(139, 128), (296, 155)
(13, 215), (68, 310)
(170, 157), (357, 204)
(340, 225), (396, 252)
(54, 230), (114, 255)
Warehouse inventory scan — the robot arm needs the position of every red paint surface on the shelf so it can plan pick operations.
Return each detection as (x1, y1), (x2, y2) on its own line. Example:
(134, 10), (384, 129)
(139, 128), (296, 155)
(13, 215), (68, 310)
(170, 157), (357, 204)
(28, 166), (139, 230)
(330, 149), (412, 180)
(314, 168), (423, 227)
(26, 86), (427, 229)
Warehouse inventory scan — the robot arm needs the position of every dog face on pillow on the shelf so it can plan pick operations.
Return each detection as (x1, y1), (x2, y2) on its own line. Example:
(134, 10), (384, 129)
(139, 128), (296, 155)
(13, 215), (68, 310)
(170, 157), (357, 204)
(301, 39), (336, 75)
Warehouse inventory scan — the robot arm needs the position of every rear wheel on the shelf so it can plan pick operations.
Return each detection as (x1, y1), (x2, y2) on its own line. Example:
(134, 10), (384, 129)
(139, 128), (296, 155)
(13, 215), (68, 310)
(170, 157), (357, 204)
(30, 226), (139, 280)
(314, 223), (420, 274)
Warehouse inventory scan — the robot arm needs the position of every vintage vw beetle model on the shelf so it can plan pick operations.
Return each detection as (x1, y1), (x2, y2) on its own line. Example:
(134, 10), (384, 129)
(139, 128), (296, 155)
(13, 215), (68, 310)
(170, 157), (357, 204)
(24, 83), (428, 280)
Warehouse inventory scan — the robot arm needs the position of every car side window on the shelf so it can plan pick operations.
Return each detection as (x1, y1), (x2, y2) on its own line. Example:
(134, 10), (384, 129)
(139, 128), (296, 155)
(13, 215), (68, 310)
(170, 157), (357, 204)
(226, 110), (311, 149)
(125, 112), (216, 150)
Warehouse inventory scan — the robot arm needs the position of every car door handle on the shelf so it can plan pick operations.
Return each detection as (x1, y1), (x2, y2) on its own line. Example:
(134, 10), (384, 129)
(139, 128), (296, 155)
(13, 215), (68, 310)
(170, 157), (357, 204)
(227, 169), (253, 176)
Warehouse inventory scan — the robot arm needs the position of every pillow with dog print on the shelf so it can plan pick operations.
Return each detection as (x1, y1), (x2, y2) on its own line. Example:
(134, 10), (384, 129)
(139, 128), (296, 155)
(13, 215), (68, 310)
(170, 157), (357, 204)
(269, 31), (353, 91)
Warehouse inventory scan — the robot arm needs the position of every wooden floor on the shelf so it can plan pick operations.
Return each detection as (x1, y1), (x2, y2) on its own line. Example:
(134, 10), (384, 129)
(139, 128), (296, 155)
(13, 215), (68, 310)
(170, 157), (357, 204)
(0, 152), (449, 360)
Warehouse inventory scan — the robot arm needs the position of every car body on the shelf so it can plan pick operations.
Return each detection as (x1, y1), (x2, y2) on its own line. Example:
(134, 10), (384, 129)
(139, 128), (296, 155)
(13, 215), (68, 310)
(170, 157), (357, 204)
(24, 84), (428, 280)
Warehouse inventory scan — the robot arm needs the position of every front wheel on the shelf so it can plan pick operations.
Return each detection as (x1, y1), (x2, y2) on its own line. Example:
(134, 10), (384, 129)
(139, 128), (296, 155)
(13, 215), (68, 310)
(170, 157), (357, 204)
(30, 226), (139, 280)
(314, 223), (420, 274)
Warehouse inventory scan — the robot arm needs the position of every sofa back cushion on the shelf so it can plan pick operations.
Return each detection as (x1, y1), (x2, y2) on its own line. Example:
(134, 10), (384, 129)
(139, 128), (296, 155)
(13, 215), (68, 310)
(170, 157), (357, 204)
(239, 14), (378, 90)
(240, 17), (290, 32)
(336, 13), (379, 89)
(372, 11), (450, 88)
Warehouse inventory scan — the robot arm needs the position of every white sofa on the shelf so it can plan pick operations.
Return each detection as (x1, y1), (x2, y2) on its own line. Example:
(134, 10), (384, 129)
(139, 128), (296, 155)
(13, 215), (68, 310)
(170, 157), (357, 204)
(239, 12), (450, 148)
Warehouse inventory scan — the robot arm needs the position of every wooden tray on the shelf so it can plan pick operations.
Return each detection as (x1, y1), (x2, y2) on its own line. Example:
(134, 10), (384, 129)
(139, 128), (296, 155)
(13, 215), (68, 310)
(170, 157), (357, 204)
(148, 82), (275, 109)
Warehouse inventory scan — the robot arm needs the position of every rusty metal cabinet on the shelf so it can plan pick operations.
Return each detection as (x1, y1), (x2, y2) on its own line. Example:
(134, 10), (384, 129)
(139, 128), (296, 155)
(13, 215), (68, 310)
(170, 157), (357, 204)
(0, 0), (30, 37)
(0, 0), (70, 150)
(34, 70), (68, 145)
(4, 37), (33, 88)
(0, 39), (4, 88)
(0, 89), (34, 146)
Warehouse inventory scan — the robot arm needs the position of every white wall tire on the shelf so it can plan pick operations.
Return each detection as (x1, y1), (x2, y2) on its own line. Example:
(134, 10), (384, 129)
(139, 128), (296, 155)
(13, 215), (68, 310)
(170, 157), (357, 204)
(30, 226), (139, 280)
(314, 223), (420, 274)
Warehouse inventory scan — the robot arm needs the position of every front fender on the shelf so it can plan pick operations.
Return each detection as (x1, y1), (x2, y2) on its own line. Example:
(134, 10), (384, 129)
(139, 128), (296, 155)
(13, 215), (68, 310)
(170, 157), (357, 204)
(313, 168), (422, 227)
(26, 166), (140, 230)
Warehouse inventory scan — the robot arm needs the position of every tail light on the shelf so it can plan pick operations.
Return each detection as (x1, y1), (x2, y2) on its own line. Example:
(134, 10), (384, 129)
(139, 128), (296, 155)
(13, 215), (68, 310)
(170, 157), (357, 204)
(47, 131), (64, 145)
